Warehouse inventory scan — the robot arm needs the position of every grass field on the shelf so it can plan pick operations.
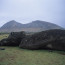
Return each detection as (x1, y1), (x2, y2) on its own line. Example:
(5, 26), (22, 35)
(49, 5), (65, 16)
(0, 34), (65, 65)
(0, 34), (9, 40)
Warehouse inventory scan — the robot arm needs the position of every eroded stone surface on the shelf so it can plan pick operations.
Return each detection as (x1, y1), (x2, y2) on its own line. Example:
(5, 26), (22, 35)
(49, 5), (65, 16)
(0, 29), (65, 51)
(19, 29), (65, 51)
(0, 31), (26, 46)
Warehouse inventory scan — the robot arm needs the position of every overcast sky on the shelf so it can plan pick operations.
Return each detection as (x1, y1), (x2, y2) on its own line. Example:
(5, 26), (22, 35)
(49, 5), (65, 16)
(0, 0), (65, 28)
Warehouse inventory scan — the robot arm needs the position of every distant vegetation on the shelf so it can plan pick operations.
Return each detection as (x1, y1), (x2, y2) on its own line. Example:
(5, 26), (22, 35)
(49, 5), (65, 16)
(0, 32), (9, 40)
(0, 32), (9, 35)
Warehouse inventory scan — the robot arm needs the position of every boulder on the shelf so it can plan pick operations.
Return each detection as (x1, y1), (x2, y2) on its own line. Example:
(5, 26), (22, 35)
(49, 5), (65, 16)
(19, 29), (65, 51)
(0, 31), (26, 46)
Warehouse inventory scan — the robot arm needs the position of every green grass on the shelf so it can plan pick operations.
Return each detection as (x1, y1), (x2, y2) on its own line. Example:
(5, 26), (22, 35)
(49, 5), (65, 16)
(0, 34), (65, 65)
(0, 34), (9, 40)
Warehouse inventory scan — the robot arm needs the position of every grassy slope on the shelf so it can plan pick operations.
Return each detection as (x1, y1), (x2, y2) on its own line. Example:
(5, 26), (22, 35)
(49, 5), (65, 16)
(0, 34), (9, 40)
(0, 34), (65, 65)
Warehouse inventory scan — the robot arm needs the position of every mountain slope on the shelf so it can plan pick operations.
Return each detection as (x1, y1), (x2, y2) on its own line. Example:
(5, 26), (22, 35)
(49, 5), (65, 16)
(0, 20), (63, 32)
(24, 20), (62, 29)
(1, 20), (22, 29)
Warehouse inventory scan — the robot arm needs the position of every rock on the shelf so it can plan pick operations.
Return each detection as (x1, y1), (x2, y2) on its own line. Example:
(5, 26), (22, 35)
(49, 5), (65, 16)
(19, 29), (65, 51)
(48, 50), (53, 52)
(0, 48), (5, 50)
(0, 31), (26, 46)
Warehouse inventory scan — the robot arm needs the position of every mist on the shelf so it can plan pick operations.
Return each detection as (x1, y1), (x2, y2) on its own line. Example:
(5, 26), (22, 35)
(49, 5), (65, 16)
(0, 0), (65, 28)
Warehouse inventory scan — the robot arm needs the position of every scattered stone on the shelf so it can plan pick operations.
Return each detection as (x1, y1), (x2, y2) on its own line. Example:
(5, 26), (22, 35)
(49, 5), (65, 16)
(0, 48), (5, 50)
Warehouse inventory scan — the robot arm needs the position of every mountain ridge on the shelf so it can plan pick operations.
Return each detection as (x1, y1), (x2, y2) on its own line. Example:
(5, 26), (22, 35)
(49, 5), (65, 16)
(0, 20), (63, 32)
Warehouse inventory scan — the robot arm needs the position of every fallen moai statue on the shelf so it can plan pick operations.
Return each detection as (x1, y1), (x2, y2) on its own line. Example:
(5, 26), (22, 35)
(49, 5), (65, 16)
(19, 29), (65, 51)
(0, 29), (65, 51)
(0, 31), (26, 46)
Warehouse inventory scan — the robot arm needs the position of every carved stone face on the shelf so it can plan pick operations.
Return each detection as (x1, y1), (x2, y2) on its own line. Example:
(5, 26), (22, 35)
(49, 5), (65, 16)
(0, 38), (18, 46)
(0, 31), (26, 46)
